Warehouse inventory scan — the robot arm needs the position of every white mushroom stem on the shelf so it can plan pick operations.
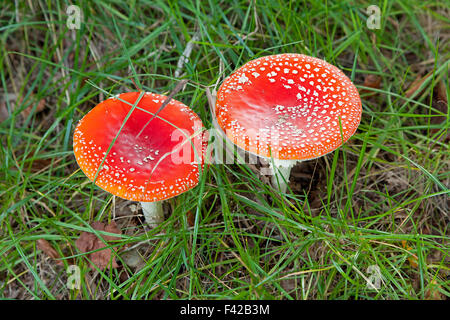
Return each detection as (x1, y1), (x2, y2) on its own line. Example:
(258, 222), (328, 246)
(140, 201), (164, 227)
(269, 158), (297, 193)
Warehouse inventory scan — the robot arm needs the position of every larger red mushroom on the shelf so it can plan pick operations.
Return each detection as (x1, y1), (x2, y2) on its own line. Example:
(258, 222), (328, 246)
(215, 53), (362, 192)
(73, 92), (205, 226)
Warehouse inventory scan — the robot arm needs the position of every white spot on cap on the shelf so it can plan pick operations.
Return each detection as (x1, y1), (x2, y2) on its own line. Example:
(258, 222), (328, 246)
(238, 74), (249, 84)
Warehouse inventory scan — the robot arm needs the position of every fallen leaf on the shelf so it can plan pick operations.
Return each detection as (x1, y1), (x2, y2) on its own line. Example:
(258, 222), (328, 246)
(0, 94), (46, 121)
(37, 239), (63, 265)
(29, 158), (54, 173)
(431, 80), (448, 126)
(429, 80), (449, 143)
(0, 101), (9, 122)
(405, 72), (432, 98)
(425, 279), (445, 300)
(361, 74), (382, 96)
(436, 80), (448, 104)
(401, 240), (418, 268)
(75, 221), (121, 270)
(21, 98), (45, 118)
(186, 210), (195, 227)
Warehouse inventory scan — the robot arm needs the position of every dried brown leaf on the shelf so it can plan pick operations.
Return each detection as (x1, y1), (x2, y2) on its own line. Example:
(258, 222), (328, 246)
(29, 158), (54, 173)
(36, 239), (63, 266)
(401, 240), (419, 268)
(0, 94), (46, 120)
(104, 221), (121, 241)
(362, 74), (382, 94)
(21, 98), (45, 118)
(436, 80), (448, 104)
(430, 100), (448, 127)
(187, 210), (195, 227)
(37, 239), (61, 259)
(75, 221), (121, 270)
(431, 80), (448, 126)
(425, 280), (445, 300)
(405, 72), (432, 98)
(428, 80), (449, 143)
(0, 101), (9, 122)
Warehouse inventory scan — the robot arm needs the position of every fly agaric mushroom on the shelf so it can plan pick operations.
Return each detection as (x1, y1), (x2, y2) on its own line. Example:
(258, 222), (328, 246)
(215, 53), (362, 192)
(73, 92), (205, 226)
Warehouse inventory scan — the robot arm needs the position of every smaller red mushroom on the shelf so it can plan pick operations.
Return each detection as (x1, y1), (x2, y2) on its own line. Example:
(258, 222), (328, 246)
(73, 92), (205, 226)
(215, 53), (362, 192)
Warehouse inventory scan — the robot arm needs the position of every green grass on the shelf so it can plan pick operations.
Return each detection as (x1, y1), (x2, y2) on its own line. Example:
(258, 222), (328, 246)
(1, 0), (449, 300)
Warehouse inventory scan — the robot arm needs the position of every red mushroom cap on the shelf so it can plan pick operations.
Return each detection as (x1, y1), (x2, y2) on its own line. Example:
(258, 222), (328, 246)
(215, 53), (362, 160)
(73, 92), (205, 202)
